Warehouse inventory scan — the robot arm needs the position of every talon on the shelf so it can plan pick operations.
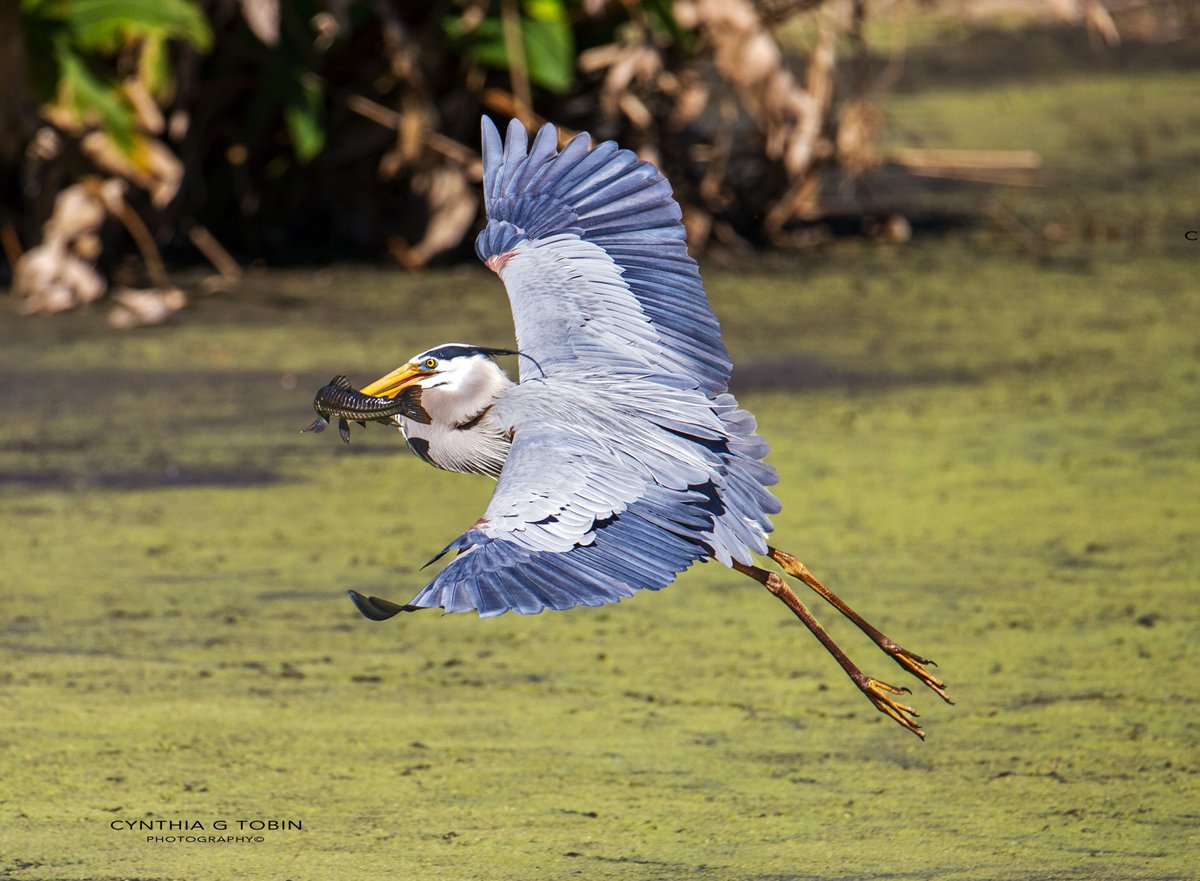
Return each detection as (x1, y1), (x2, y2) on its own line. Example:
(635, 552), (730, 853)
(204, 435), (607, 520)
(734, 555), (947, 738)
(861, 676), (925, 739)
(868, 677), (905, 696)
(892, 649), (954, 704)
(765, 547), (952, 709)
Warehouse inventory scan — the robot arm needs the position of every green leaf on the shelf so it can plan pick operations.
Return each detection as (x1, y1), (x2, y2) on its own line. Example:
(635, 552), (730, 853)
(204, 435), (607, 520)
(21, 0), (60, 15)
(65, 0), (212, 53)
(521, 5), (573, 94)
(52, 33), (136, 151)
(524, 0), (564, 22)
(463, 19), (508, 69)
(644, 0), (692, 54)
(137, 33), (173, 100)
(284, 76), (325, 163)
(443, 3), (575, 95)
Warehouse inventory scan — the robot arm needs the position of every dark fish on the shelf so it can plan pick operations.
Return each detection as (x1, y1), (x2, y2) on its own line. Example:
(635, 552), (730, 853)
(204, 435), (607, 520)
(303, 375), (430, 444)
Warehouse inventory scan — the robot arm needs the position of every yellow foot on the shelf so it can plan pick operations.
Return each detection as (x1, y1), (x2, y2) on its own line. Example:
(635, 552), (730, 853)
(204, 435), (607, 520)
(881, 642), (954, 705)
(855, 673), (925, 739)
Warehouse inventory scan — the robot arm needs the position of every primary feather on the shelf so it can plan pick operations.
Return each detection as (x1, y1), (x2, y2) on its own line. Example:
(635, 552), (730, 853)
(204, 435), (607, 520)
(476, 118), (732, 394)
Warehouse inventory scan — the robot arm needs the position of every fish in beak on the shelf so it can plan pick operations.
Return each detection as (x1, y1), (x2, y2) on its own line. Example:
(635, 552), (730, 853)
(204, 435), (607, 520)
(303, 373), (431, 444)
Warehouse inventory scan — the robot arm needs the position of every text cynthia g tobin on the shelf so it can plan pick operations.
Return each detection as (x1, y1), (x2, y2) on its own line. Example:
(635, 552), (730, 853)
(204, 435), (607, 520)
(110, 819), (302, 831)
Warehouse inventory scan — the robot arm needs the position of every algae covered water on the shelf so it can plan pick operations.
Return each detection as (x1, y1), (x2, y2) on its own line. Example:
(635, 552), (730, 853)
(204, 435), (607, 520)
(2, 71), (1198, 880)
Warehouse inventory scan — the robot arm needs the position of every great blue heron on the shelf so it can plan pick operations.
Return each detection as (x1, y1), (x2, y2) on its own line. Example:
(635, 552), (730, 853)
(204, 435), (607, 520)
(320, 118), (952, 738)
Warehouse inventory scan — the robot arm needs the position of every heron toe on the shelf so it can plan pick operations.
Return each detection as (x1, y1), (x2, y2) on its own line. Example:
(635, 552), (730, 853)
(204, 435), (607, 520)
(855, 674), (925, 740)
(887, 645), (954, 704)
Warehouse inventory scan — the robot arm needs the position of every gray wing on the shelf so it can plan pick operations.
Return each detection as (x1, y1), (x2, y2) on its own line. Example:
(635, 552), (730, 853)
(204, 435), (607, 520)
(402, 406), (719, 616)
(375, 379), (778, 618)
(475, 117), (732, 395)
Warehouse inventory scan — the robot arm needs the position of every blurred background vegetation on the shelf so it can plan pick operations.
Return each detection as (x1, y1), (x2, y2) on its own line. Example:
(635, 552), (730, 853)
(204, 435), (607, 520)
(0, 0), (1195, 325)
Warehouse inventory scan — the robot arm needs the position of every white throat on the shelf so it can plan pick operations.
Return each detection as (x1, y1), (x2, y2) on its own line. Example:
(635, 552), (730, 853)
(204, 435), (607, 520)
(394, 355), (516, 477)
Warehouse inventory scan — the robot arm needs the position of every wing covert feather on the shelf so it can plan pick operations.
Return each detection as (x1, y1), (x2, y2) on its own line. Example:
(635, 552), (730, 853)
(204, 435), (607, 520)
(405, 417), (714, 616)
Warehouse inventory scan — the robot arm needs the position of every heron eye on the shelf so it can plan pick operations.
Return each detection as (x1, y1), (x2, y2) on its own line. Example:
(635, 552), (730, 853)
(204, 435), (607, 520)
(423, 358), (438, 370)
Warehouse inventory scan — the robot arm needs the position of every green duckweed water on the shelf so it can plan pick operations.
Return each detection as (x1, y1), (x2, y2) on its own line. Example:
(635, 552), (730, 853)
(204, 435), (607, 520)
(2, 69), (1198, 880)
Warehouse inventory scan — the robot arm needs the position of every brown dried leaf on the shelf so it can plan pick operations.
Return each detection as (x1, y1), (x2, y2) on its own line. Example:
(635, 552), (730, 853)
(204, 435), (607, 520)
(81, 132), (183, 207)
(836, 99), (884, 175)
(13, 244), (106, 314)
(108, 287), (188, 328)
(668, 76), (709, 129)
(578, 43), (623, 74)
(239, 0), (281, 46)
(12, 179), (118, 314)
(618, 92), (653, 129)
(122, 79), (165, 135)
(690, 0), (833, 186)
(43, 183), (107, 242)
(409, 165), (479, 265)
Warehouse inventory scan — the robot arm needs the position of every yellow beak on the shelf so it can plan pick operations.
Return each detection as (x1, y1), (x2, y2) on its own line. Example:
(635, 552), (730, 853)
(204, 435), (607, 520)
(358, 363), (427, 399)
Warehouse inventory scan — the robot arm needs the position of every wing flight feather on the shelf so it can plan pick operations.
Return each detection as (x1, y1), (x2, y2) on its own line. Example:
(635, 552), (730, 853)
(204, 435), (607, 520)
(476, 117), (731, 394)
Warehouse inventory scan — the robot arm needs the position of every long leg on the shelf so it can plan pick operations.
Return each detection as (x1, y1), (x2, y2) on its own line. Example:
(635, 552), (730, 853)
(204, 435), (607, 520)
(767, 546), (952, 704)
(731, 559), (926, 739)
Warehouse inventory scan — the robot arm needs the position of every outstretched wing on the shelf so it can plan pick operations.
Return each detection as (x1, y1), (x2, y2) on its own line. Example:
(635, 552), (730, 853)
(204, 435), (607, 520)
(359, 408), (720, 618)
(475, 117), (731, 395)
(349, 375), (777, 619)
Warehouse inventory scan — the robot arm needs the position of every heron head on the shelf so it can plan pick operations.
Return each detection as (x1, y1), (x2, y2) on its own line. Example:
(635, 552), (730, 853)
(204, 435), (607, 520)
(359, 344), (516, 416)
